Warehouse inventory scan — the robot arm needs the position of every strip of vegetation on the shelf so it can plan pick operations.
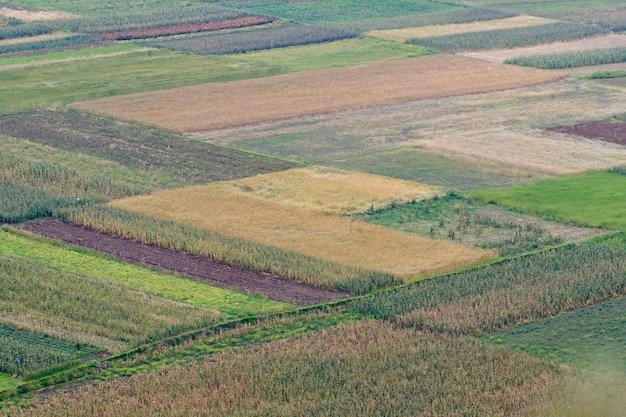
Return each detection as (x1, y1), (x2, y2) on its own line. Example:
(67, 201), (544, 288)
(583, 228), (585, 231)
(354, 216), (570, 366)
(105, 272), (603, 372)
(0, 325), (102, 379)
(472, 171), (626, 230)
(347, 243), (626, 336)
(581, 70), (626, 80)
(0, 321), (561, 417)
(0, 111), (296, 185)
(0, 228), (290, 317)
(408, 22), (607, 52)
(58, 205), (400, 295)
(0, 34), (103, 55)
(506, 47), (626, 69)
(0, 181), (78, 223)
(0, 254), (221, 353)
(0, 22), (52, 40)
(145, 24), (358, 55)
(359, 192), (563, 256)
(0, 43), (141, 67)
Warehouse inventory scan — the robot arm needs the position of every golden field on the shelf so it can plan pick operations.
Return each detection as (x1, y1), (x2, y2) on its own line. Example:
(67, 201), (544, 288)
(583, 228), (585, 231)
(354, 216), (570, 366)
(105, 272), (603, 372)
(226, 166), (444, 215)
(367, 16), (555, 43)
(70, 55), (565, 132)
(109, 177), (497, 282)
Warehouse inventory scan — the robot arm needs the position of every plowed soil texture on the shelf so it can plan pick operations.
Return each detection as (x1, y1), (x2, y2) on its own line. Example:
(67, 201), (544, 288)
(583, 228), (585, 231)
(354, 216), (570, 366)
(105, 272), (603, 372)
(20, 219), (349, 306)
(98, 16), (275, 41)
(548, 120), (626, 145)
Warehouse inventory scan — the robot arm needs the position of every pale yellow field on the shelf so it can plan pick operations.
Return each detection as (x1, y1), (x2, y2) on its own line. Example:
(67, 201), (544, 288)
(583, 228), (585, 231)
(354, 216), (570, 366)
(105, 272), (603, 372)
(70, 55), (565, 133)
(110, 182), (497, 281)
(0, 32), (71, 46)
(464, 33), (626, 63)
(0, 7), (78, 21)
(226, 166), (444, 215)
(367, 16), (554, 43)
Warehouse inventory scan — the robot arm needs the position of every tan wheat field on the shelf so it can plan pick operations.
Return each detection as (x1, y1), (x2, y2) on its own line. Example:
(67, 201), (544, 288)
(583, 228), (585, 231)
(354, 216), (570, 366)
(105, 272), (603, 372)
(367, 16), (555, 43)
(0, 7), (78, 21)
(70, 55), (565, 132)
(109, 180), (497, 281)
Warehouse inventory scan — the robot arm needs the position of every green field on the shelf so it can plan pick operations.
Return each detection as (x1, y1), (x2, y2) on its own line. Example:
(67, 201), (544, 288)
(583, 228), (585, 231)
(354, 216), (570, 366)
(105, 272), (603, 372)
(483, 296), (626, 373)
(473, 172), (626, 230)
(3, 0), (199, 15)
(0, 229), (291, 317)
(0, 374), (17, 392)
(0, 38), (432, 113)
(461, 0), (626, 16)
(0, 44), (143, 67)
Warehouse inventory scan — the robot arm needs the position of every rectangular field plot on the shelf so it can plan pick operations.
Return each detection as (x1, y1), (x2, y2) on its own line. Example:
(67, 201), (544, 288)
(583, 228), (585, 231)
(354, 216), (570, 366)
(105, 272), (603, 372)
(227, 166), (443, 215)
(71, 55), (565, 132)
(198, 79), (626, 178)
(367, 16), (555, 43)
(473, 172), (626, 230)
(109, 180), (498, 282)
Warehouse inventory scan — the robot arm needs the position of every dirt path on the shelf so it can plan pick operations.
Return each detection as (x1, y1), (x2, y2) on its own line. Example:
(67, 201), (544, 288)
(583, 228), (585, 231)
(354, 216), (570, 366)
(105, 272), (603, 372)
(20, 219), (349, 306)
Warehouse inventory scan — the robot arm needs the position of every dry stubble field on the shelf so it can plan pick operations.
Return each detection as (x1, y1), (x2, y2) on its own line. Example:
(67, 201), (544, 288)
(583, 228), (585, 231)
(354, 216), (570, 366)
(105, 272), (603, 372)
(109, 170), (497, 281)
(70, 54), (565, 132)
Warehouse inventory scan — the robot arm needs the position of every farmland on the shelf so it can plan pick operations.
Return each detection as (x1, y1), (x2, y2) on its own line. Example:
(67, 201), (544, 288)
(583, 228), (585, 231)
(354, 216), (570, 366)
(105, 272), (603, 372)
(1, 0), (626, 414)
(70, 55), (564, 132)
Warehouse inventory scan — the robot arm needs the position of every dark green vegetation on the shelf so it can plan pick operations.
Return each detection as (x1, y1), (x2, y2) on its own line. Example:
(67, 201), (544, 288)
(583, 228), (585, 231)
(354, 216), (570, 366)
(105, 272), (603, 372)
(408, 22), (607, 52)
(462, 0), (626, 16)
(506, 47), (626, 69)
(0, 111), (295, 186)
(0, 35), (103, 55)
(0, 325), (102, 379)
(0, 181), (78, 223)
(473, 171), (626, 230)
(483, 296), (626, 373)
(60, 206), (400, 295)
(347, 243), (626, 335)
(360, 193), (564, 256)
(145, 24), (358, 55)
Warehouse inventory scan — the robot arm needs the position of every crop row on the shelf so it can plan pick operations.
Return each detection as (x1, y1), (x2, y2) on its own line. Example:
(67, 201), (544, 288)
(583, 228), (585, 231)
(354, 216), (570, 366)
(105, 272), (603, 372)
(58, 205), (400, 295)
(0, 111), (296, 185)
(0, 181), (78, 223)
(0, 22), (52, 40)
(347, 243), (626, 335)
(506, 47), (626, 69)
(0, 325), (101, 379)
(0, 34), (102, 55)
(145, 24), (358, 55)
(0, 254), (220, 352)
(0, 321), (561, 416)
(408, 22), (608, 52)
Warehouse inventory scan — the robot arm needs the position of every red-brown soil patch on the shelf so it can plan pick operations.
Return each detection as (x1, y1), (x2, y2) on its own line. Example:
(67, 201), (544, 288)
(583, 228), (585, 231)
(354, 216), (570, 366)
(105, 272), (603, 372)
(20, 219), (349, 306)
(548, 120), (626, 145)
(98, 16), (275, 41)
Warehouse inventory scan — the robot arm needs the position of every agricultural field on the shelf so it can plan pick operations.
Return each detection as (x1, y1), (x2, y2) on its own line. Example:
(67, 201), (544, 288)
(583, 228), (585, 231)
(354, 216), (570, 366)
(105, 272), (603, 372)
(473, 171), (626, 229)
(2, 0), (626, 415)
(108, 175), (498, 282)
(70, 55), (564, 132)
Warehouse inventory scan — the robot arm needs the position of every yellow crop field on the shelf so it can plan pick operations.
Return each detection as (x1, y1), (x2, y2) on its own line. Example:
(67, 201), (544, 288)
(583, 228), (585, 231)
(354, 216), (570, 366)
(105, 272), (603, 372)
(109, 181), (497, 282)
(226, 166), (444, 215)
(367, 16), (555, 43)
(70, 55), (565, 133)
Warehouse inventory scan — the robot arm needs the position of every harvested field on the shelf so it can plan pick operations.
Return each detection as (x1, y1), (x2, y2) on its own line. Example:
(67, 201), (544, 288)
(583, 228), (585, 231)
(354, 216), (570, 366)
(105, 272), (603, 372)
(69, 55), (565, 132)
(98, 16), (275, 40)
(197, 80), (626, 177)
(566, 62), (626, 76)
(464, 34), (626, 63)
(0, 7), (77, 22)
(21, 220), (346, 306)
(227, 166), (443, 215)
(367, 15), (555, 43)
(548, 120), (626, 145)
(109, 182), (498, 282)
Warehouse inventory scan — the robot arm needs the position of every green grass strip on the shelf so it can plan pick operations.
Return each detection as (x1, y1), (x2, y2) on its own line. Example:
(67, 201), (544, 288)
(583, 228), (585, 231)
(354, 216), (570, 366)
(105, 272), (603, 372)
(472, 171), (626, 230)
(0, 44), (143, 67)
(0, 229), (290, 317)
(0, 373), (18, 392)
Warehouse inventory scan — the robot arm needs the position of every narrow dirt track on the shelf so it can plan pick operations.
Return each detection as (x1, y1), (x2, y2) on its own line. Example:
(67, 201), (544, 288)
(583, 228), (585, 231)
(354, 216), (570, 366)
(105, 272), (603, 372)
(19, 219), (350, 306)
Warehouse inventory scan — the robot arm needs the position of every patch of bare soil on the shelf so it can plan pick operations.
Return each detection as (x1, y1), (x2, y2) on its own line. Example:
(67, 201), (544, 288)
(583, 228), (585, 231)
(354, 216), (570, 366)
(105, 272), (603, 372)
(0, 7), (78, 21)
(548, 120), (626, 145)
(20, 219), (349, 306)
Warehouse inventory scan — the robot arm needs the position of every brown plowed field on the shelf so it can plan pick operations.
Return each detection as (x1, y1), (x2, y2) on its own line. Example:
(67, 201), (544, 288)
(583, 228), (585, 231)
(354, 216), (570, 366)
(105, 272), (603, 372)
(98, 16), (275, 41)
(548, 120), (626, 145)
(69, 55), (565, 133)
(20, 219), (349, 306)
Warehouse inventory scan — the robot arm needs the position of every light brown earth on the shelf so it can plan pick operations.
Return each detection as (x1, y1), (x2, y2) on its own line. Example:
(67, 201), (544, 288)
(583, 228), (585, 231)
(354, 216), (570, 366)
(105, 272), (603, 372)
(464, 34), (626, 63)
(0, 32), (70, 46)
(0, 7), (78, 21)
(69, 54), (565, 132)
